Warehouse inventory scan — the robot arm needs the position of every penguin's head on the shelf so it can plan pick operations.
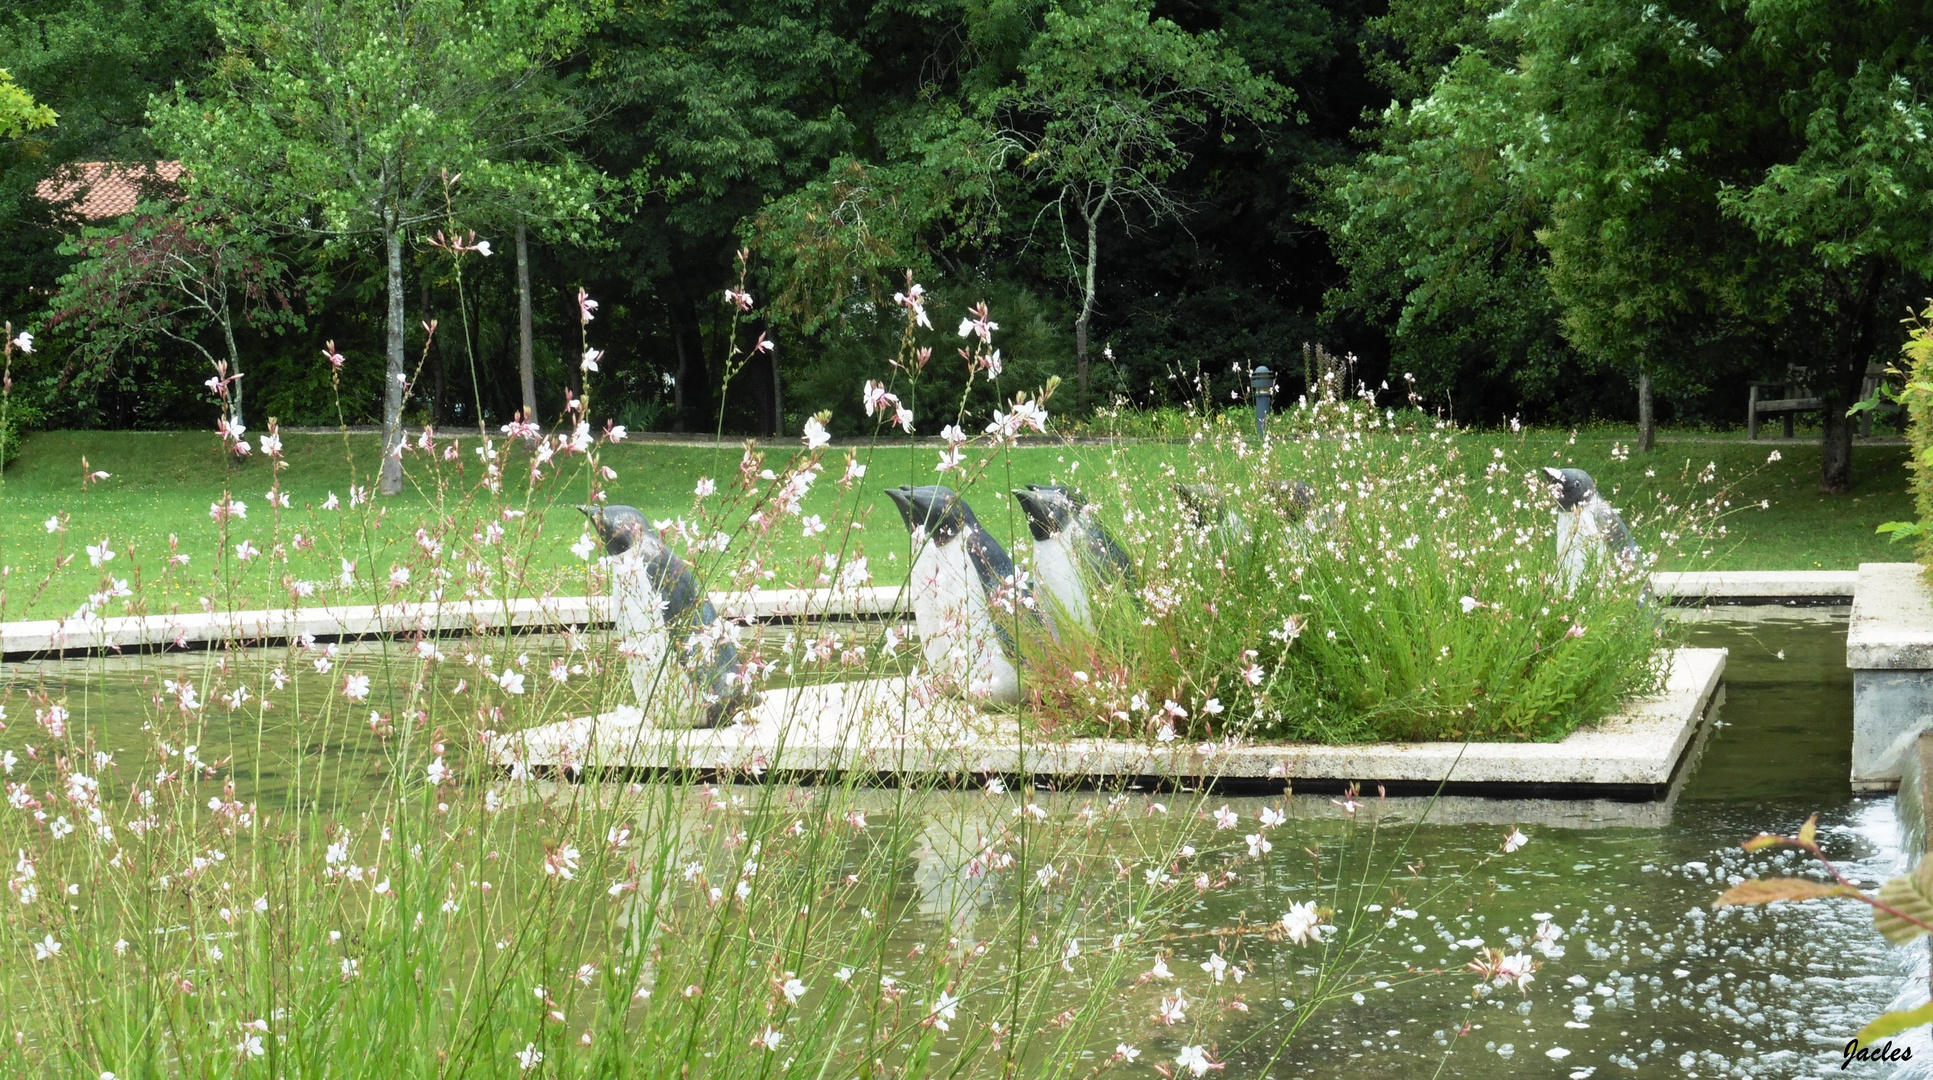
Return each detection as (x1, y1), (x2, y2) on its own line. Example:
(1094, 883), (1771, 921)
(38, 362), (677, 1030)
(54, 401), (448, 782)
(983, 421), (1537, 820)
(577, 504), (661, 558)
(1173, 483), (1225, 528)
(1012, 485), (1081, 541)
(884, 485), (974, 545)
(1266, 480), (1316, 523)
(1541, 467), (1598, 512)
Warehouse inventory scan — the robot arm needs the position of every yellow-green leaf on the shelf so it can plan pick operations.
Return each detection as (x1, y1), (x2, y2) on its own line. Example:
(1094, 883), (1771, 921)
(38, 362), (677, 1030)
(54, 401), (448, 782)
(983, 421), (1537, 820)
(1797, 814), (1818, 847)
(1712, 878), (1857, 907)
(1856, 1000), (1933, 1044)
(1874, 860), (1933, 943)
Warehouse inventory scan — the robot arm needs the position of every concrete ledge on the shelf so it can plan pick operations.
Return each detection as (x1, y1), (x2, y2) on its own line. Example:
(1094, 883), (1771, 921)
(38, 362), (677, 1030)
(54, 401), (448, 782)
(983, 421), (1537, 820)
(1653, 570), (1857, 604)
(498, 647), (1725, 801)
(1849, 563), (1933, 669)
(0, 587), (904, 660)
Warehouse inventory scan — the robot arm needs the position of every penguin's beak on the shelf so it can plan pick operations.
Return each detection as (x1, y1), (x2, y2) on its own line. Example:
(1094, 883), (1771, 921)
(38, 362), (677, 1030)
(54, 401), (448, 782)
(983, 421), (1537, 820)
(1541, 467), (1564, 484)
(1012, 488), (1054, 541)
(883, 486), (914, 529)
(576, 504), (604, 537)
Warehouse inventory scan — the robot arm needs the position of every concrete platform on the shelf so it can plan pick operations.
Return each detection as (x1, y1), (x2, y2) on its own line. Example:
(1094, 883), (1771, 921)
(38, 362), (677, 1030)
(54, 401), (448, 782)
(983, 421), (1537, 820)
(0, 587), (904, 660)
(497, 647), (1725, 800)
(1848, 563), (1933, 791)
(1653, 570), (1856, 605)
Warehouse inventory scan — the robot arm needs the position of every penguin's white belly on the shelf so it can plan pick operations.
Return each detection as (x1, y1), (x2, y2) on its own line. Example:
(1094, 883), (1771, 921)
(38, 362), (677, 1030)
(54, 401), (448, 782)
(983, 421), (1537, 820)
(1032, 537), (1089, 627)
(610, 557), (681, 722)
(910, 536), (1020, 703)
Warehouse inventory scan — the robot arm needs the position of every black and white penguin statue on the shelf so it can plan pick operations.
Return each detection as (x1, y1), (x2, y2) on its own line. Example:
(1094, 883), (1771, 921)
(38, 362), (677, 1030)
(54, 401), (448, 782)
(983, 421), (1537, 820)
(884, 485), (1031, 703)
(1011, 485), (1135, 628)
(1541, 467), (1640, 587)
(579, 504), (757, 727)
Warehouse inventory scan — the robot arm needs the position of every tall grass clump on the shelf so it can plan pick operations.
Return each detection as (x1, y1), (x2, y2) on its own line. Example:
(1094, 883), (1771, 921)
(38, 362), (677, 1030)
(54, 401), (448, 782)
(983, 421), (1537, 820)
(1023, 384), (1728, 744)
(0, 276), (1570, 1077)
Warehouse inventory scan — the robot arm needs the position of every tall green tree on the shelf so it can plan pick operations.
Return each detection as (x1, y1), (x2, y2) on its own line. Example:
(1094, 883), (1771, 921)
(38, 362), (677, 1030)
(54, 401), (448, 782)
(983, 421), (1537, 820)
(152, 0), (600, 492)
(990, 0), (1287, 404)
(0, 68), (53, 137)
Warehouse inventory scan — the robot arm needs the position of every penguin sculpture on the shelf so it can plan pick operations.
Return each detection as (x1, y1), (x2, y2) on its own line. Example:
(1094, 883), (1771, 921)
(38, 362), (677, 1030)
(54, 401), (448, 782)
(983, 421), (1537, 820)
(884, 485), (1031, 703)
(579, 504), (758, 727)
(1541, 467), (1640, 588)
(1011, 485), (1135, 628)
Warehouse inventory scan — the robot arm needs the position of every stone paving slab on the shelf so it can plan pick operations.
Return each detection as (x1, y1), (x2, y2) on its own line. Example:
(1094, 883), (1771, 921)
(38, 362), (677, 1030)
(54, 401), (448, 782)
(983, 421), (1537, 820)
(1848, 562), (1933, 670)
(497, 647), (1725, 800)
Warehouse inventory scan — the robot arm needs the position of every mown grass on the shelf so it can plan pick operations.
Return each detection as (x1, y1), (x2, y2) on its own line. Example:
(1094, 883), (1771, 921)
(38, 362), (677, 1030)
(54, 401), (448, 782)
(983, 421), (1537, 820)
(0, 424), (1909, 618)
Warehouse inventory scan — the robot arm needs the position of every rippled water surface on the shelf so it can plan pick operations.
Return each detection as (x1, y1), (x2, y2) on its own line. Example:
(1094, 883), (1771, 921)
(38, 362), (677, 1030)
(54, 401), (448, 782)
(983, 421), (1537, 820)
(5, 607), (1921, 1078)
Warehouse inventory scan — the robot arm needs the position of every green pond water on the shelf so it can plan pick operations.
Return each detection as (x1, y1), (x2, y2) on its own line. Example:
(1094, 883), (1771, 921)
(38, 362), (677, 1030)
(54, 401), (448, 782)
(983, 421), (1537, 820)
(2, 608), (1920, 1078)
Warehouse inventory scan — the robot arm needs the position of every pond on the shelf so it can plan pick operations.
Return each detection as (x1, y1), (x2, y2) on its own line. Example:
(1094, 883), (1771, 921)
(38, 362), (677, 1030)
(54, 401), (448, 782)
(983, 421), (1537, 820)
(2, 607), (1921, 1078)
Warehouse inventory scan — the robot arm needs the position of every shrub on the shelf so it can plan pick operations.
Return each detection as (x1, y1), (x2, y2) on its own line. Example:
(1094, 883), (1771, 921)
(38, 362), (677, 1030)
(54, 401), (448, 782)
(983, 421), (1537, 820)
(1023, 397), (1702, 743)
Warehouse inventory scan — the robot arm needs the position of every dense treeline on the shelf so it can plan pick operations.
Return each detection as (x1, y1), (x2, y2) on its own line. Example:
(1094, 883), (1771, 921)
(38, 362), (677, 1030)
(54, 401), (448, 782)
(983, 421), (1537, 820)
(1, 0), (1929, 491)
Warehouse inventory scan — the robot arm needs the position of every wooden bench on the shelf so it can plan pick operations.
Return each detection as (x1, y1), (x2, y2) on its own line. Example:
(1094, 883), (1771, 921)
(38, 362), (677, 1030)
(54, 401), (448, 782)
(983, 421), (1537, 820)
(1748, 365), (1896, 439)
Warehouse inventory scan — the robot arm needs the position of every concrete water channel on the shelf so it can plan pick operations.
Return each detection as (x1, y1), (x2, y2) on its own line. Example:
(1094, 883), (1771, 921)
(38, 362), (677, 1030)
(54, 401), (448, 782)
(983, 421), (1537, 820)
(0, 603), (1921, 1077)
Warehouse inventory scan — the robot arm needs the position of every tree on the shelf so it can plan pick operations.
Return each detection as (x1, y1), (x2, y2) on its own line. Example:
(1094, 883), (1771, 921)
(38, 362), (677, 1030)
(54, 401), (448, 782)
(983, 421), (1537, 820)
(151, 0), (599, 492)
(0, 69), (54, 138)
(45, 203), (301, 431)
(989, 0), (1286, 405)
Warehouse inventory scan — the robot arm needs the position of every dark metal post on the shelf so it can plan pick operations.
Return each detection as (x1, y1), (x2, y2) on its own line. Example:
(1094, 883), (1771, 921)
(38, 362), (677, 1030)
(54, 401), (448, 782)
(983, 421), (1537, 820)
(1252, 365), (1274, 441)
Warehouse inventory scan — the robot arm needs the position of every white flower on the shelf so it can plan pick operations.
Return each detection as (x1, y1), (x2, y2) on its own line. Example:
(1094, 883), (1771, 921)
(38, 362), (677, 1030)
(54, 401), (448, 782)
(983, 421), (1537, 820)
(1460, 596), (1480, 614)
(10, 331), (31, 354)
(32, 934), (60, 960)
(1259, 807), (1285, 828)
(1281, 901), (1331, 945)
(695, 477), (716, 497)
(234, 540), (259, 562)
(86, 539), (115, 567)
(1213, 806), (1237, 830)
(497, 670), (526, 695)
(260, 433), (282, 456)
(581, 347), (602, 372)
(782, 976), (807, 1005)
(342, 674), (371, 701)
(1201, 952), (1230, 982)
(1503, 828), (1529, 853)
(1202, 697), (1223, 715)
(515, 1043), (543, 1070)
(426, 758), (450, 785)
(42, 517), (59, 533)
(322, 492), (340, 511)
(1245, 833), (1272, 857)
(1158, 992), (1188, 1025)
(234, 1033), (264, 1058)
(1175, 1045), (1220, 1077)
(571, 533), (597, 561)
(1767, 450), (1782, 463)
(802, 416), (831, 450)
(928, 989), (960, 1030)
(389, 566), (409, 586)
(752, 1026), (782, 1051)
(545, 843), (581, 879)
(1116, 1045), (1141, 1063)
(1148, 957), (1172, 979)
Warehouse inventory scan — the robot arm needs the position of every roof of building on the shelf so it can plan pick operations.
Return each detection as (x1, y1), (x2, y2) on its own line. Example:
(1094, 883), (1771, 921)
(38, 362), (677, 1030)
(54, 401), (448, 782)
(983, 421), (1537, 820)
(33, 160), (185, 222)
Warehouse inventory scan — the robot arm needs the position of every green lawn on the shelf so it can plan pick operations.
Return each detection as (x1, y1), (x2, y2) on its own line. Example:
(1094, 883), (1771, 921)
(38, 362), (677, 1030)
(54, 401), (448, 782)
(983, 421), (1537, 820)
(0, 425), (1912, 619)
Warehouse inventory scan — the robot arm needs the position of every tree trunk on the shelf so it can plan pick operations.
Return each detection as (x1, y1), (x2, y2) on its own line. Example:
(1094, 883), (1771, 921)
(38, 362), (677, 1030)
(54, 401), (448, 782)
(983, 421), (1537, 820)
(1075, 216), (1099, 408)
(516, 221), (536, 431)
(1820, 356), (1868, 494)
(670, 294), (711, 433)
(1637, 370), (1655, 452)
(219, 301), (243, 431)
(379, 217), (407, 495)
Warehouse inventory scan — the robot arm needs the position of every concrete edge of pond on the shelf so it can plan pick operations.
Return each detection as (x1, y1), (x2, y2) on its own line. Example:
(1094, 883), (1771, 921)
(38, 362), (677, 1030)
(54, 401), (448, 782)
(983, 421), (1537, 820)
(496, 647), (1725, 802)
(0, 572), (1850, 661)
(1849, 563), (1933, 791)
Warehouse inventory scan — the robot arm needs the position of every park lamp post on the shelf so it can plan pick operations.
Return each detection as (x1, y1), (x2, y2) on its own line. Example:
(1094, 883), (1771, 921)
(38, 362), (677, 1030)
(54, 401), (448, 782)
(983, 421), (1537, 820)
(1252, 365), (1275, 441)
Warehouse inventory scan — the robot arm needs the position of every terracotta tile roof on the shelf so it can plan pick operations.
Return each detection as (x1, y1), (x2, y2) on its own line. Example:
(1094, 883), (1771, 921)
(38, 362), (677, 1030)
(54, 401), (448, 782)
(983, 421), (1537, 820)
(34, 160), (185, 222)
